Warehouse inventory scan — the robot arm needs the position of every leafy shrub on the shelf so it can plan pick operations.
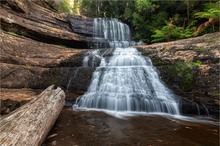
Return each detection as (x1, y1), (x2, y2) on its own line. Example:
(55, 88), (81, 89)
(151, 20), (197, 43)
(57, 0), (73, 14)
(194, 2), (220, 19)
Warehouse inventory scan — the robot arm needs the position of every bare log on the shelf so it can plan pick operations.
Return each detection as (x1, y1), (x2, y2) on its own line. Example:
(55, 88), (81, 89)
(0, 85), (65, 146)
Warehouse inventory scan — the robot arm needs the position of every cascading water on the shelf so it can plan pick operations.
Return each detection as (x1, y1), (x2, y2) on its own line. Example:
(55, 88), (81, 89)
(73, 18), (180, 115)
(93, 18), (138, 48)
(74, 47), (180, 114)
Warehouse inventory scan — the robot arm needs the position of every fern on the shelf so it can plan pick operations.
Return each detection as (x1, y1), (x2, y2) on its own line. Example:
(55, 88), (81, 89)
(151, 29), (167, 42)
(151, 21), (196, 42)
(194, 2), (220, 19)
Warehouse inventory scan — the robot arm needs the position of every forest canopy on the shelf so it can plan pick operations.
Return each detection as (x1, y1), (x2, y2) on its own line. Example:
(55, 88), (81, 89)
(56, 0), (219, 43)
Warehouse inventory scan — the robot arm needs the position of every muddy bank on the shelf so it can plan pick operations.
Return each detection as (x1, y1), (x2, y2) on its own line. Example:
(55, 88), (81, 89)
(43, 109), (219, 146)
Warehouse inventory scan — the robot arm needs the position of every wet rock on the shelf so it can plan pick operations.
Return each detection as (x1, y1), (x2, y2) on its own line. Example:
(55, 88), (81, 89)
(68, 15), (94, 37)
(60, 67), (96, 93)
(137, 32), (220, 117)
(179, 99), (210, 116)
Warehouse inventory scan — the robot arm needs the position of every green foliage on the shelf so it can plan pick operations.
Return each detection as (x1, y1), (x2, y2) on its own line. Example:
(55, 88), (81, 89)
(132, 12), (147, 40)
(7, 31), (18, 36)
(195, 47), (211, 52)
(170, 60), (202, 91)
(25, 64), (34, 67)
(194, 60), (202, 67)
(173, 61), (194, 91)
(194, 1), (220, 19)
(151, 24), (174, 42)
(79, 0), (217, 43)
(135, 0), (153, 12)
(57, 0), (73, 14)
(151, 21), (197, 42)
(193, 1), (220, 34)
(182, 20), (197, 37)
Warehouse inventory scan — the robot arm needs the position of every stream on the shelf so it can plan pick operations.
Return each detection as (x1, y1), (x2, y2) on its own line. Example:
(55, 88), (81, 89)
(44, 109), (219, 146)
(44, 18), (219, 146)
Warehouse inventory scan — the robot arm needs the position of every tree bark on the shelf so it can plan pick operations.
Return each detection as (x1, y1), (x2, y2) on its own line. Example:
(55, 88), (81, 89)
(0, 85), (65, 146)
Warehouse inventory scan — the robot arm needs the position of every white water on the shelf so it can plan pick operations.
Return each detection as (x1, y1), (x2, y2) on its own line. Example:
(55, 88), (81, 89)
(82, 50), (102, 67)
(73, 18), (179, 115)
(74, 47), (180, 115)
(93, 18), (134, 48)
(68, 18), (217, 124)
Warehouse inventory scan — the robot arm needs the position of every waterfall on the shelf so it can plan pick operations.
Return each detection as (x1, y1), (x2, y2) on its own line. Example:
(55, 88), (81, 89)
(82, 50), (102, 67)
(74, 47), (180, 114)
(93, 18), (137, 48)
(72, 17), (180, 115)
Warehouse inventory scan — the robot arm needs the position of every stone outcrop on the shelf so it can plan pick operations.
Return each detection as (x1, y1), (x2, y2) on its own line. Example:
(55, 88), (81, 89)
(136, 32), (220, 116)
(0, 1), (99, 109)
(0, 31), (85, 88)
(0, 31), (90, 112)
(0, 29), (98, 115)
(0, 0), (93, 48)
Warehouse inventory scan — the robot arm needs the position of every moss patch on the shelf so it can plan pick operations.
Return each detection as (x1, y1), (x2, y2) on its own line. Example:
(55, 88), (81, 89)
(195, 47), (211, 52)
(168, 61), (202, 92)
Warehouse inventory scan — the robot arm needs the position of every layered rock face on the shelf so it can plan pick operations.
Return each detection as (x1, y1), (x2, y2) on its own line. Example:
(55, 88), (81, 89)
(136, 32), (220, 116)
(0, 0), (93, 48)
(0, 31), (90, 114)
(1, 31), (84, 88)
(0, 0), (99, 114)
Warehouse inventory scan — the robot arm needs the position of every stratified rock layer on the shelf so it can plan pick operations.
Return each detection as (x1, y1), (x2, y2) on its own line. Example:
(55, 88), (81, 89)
(136, 32), (220, 116)
(0, 31), (85, 89)
(0, 0), (92, 48)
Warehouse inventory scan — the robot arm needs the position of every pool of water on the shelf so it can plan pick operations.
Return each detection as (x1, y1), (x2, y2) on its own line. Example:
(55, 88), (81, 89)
(43, 109), (219, 146)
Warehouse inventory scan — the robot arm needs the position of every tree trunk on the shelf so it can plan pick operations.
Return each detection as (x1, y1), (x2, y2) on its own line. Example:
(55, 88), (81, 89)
(0, 85), (65, 146)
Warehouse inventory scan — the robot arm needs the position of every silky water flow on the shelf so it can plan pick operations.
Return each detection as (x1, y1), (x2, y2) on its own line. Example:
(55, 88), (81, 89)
(73, 18), (180, 115)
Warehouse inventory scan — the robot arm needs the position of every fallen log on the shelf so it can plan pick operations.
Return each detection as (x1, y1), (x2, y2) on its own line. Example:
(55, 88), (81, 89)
(0, 85), (65, 146)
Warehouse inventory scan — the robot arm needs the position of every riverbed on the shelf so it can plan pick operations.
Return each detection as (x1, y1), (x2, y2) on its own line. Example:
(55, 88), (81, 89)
(43, 109), (219, 146)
